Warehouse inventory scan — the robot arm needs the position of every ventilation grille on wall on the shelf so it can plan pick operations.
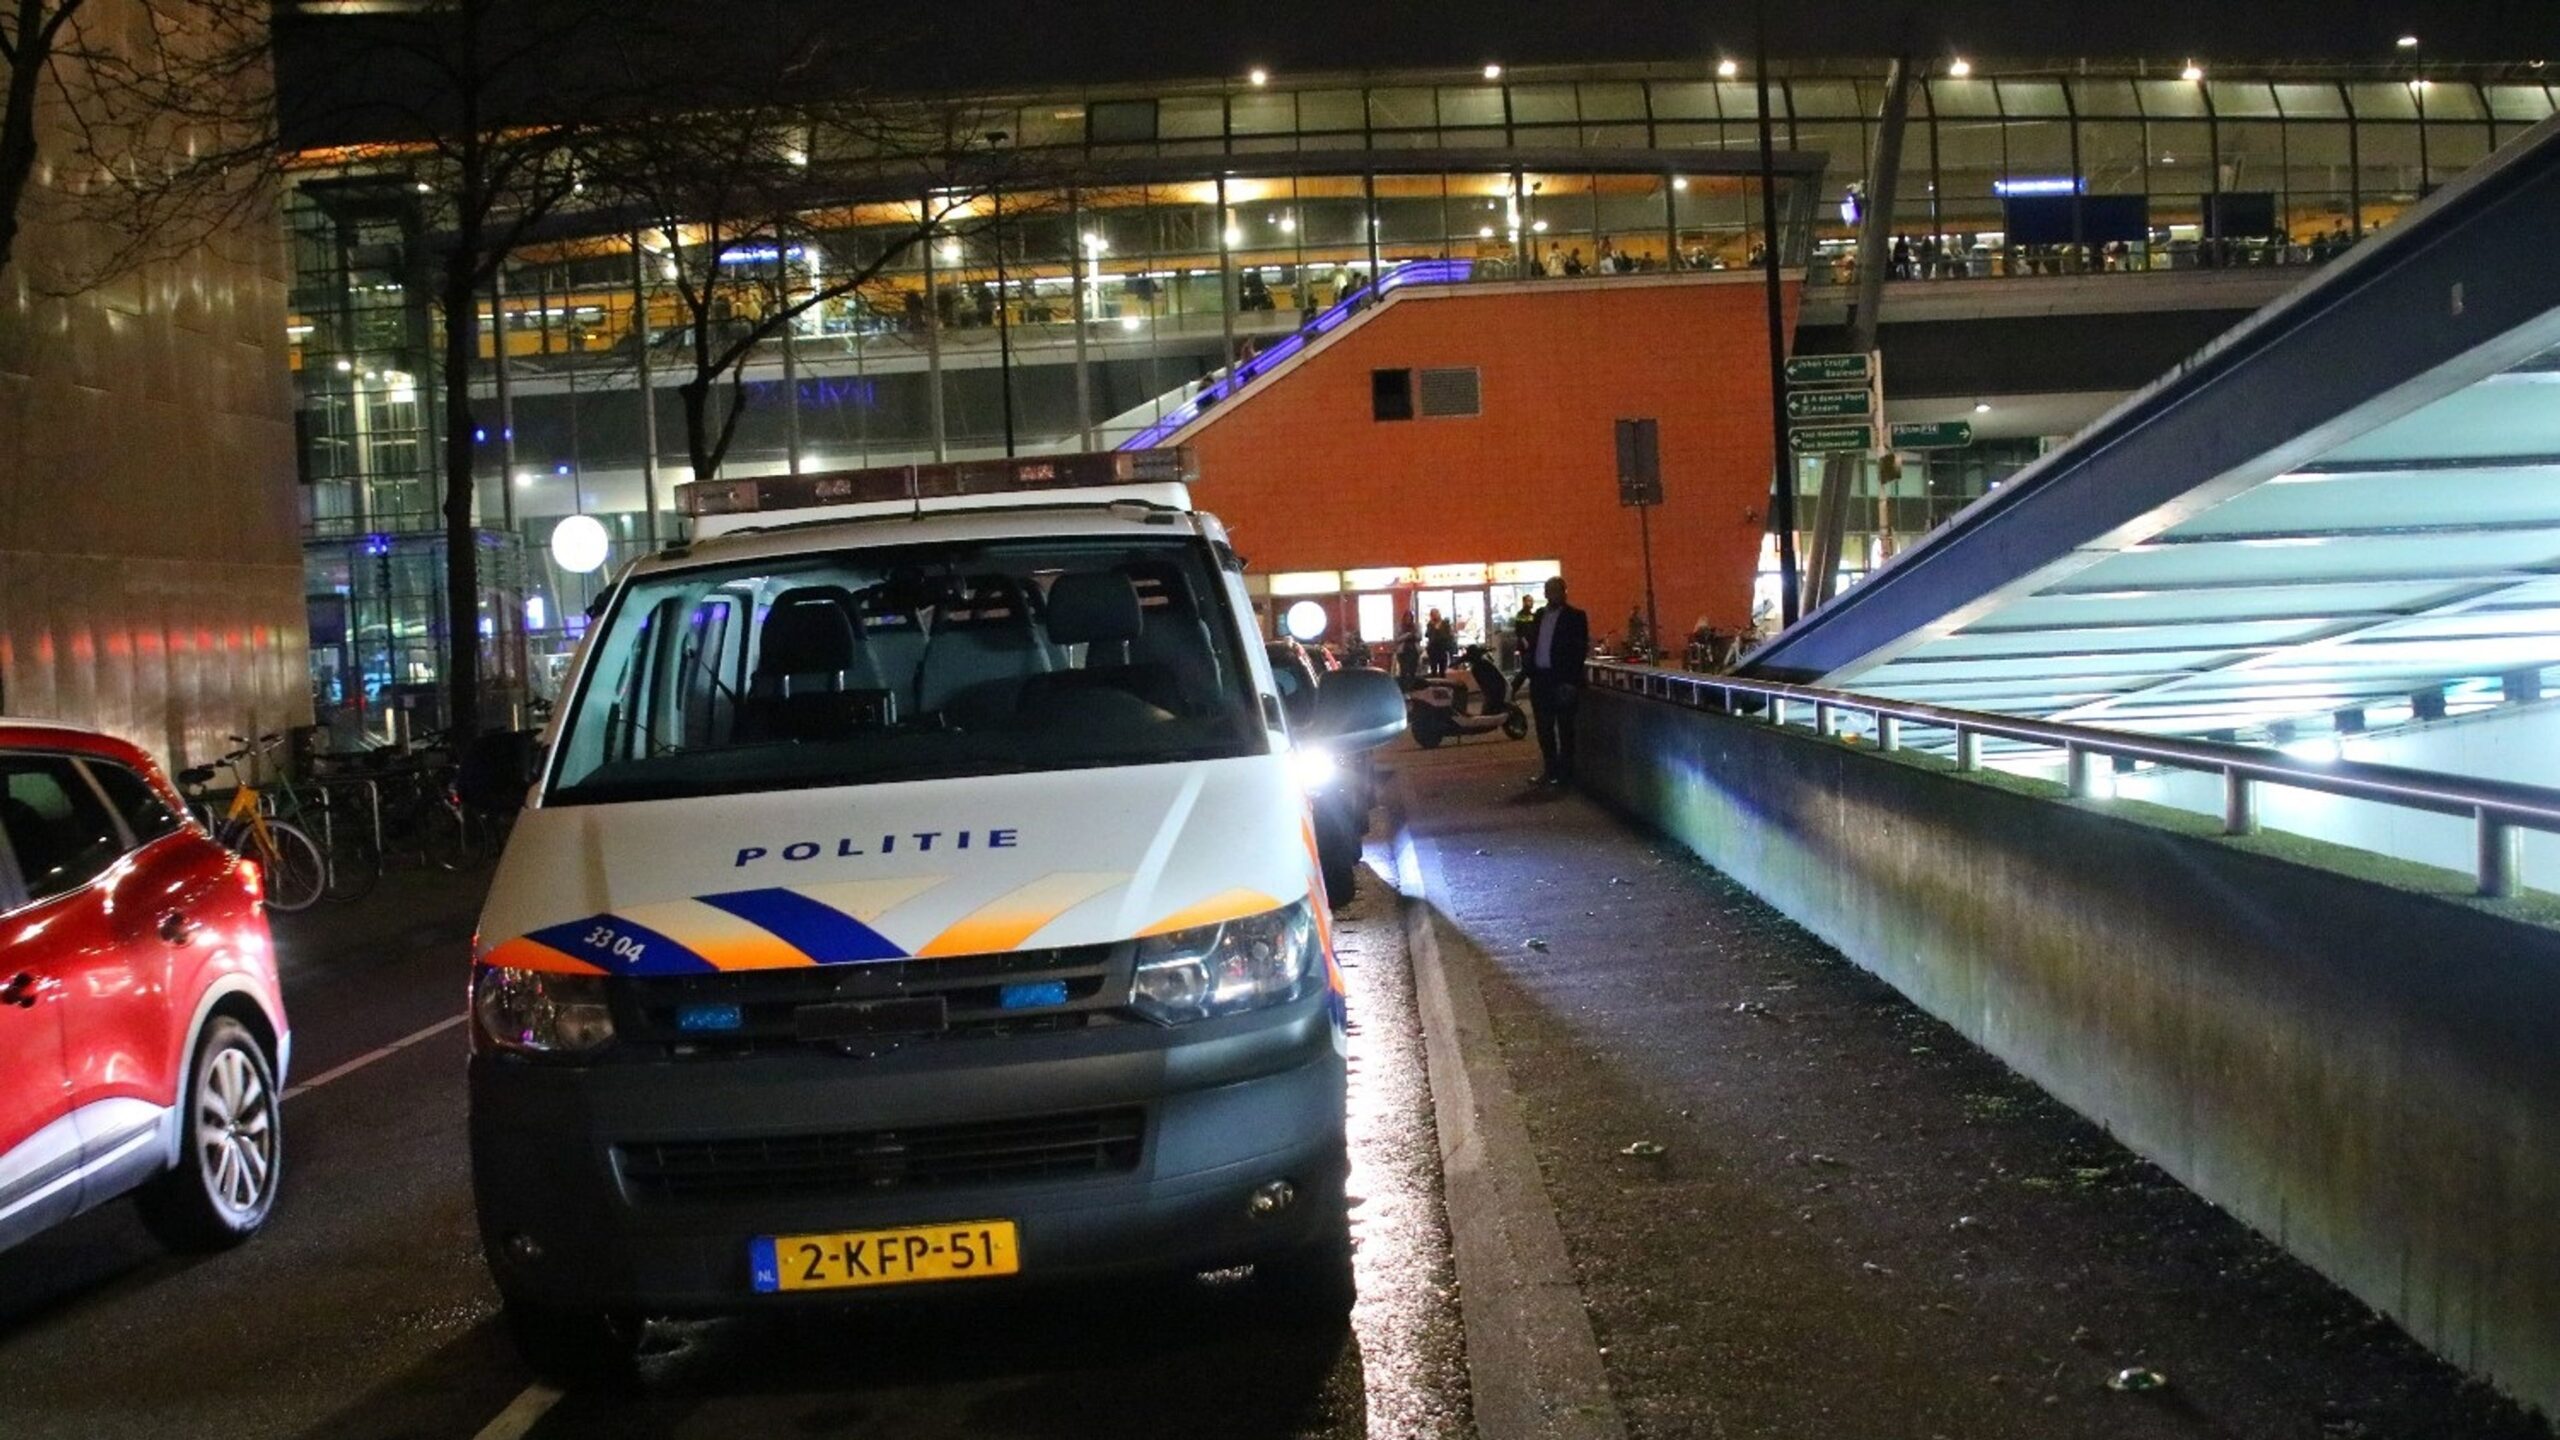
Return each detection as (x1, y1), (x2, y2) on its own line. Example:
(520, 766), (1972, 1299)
(1417, 367), (1481, 418)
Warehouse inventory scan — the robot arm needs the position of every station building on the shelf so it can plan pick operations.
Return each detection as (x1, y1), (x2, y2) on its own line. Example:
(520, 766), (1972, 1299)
(275, 6), (2560, 731)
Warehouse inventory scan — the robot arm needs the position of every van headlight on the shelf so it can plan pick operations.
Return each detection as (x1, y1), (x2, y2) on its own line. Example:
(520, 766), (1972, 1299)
(1130, 901), (1320, 1025)
(472, 966), (617, 1056)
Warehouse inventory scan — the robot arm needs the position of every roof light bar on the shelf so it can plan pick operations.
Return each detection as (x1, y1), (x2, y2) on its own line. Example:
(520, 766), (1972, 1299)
(677, 448), (1198, 519)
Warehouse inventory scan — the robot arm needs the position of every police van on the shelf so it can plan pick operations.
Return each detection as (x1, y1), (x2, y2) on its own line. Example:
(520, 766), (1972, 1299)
(466, 448), (1405, 1381)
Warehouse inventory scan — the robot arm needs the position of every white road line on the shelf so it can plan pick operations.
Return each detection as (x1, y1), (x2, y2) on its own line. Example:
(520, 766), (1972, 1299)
(280, 1013), (467, 1101)
(470, 1383), (564, 1440)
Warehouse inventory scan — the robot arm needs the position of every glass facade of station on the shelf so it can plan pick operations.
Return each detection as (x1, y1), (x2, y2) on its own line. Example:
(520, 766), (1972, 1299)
(286, 60), (2559, 728)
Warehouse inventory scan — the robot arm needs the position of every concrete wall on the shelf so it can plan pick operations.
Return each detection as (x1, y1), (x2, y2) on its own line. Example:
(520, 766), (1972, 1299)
(1580, 687), (2560, 1418)
(0, 0), (307, 768)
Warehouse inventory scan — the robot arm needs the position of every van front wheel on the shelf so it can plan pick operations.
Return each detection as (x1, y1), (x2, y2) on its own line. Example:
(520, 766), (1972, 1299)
(1258, 1218), (1356, 1325)
(503, 1296), (643, 1390)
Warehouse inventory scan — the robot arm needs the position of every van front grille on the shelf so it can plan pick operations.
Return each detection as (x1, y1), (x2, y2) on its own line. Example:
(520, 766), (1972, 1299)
(614, 1107), (1146, 1204)
(612, 943), (1131, 1055)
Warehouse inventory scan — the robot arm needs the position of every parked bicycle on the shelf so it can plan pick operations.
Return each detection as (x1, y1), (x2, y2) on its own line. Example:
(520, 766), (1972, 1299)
(177, 737), (328, 914)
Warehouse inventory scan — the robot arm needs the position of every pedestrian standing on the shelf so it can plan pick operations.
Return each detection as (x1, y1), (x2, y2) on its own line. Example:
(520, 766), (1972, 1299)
(1510, 594), (1539, 675)
(1424, 609), (1456, 676)
(1396, 621), (1422, 682)
(1523, 576), (1591, 786)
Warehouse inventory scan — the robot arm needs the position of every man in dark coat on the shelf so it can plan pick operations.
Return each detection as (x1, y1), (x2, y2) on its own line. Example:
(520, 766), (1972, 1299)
(1521, 575), (1590, 785)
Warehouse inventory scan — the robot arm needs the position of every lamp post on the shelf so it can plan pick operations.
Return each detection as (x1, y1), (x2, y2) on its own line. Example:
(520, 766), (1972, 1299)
(988, 130), (1016, 457)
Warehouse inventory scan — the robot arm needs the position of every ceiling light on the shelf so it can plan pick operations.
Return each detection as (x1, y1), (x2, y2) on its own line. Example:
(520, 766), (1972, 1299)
(2396, 34), (2420, 49)
(1531, 219), (1548, 232)
(1478, 226), (1494, 238)
(1947, 57), (1972, 78)
(2181, 61), (2204, 81)
(1672, 176), (1689, 191)
(1247, 67), (1268, 86)
(1120, 314), (1142, 331)
(1222, 226), (1242, 247)
(1716, 58), (1739, 78)
(1483, 63), (1503, 80)
(1973, 401), (1992, 414)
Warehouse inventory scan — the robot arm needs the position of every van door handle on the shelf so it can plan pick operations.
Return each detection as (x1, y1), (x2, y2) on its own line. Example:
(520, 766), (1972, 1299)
(158, 911), (199, 945)
(1, 972), (59, 1008)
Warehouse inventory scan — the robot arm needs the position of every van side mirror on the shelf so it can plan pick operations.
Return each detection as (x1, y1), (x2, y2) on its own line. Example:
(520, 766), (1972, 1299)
(457, 729), (543, 814)
(1311, 668), (1406, 751)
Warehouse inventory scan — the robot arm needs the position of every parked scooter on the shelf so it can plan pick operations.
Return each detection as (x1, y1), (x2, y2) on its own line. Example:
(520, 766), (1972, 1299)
(1405, 645), (1531, 748)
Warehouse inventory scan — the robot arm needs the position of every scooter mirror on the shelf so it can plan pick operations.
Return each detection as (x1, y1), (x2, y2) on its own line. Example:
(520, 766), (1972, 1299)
(1312, 668), (1407, 751)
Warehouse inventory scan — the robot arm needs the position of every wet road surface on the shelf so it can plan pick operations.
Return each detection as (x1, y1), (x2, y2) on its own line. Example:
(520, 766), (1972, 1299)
(0, 845), (1467, 1439)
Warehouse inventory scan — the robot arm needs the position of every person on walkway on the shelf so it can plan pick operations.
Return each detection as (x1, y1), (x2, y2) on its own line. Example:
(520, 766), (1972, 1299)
(1511, 593), (1540, 676)
(1624, 605), (1649, 659)
(1396, 621), (1423, 683)
(1424, 609), (1456, 676)
(1524, 576), (1590, 785)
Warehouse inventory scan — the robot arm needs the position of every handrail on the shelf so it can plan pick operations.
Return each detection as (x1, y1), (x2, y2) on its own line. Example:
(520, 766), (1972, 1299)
(1587, 661), (2560, 899)
(1116, 257), (1475, 451)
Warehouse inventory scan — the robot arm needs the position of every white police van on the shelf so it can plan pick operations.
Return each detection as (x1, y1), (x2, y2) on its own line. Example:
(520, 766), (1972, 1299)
(466, 448), (1405, 1382)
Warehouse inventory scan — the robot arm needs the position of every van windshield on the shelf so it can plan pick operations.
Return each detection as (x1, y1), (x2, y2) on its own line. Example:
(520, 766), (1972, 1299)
(547, 534), (1268, 806)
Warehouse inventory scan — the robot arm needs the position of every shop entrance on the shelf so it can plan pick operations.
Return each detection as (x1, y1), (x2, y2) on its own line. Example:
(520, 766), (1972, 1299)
(1257, 560), (1561, 661)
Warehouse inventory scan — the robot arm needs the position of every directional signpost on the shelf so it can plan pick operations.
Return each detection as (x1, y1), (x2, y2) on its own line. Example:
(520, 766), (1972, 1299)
(1887, 419), (1973, 450)
(1786, 388), (1874, 422)
(1783, 350), (1884, 459)
(1790, 425), (1875, 453)
(1783, 353), (1873, 387)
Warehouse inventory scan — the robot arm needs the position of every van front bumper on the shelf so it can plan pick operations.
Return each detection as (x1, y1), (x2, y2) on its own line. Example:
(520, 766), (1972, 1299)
(469, 997), (1347, 1313)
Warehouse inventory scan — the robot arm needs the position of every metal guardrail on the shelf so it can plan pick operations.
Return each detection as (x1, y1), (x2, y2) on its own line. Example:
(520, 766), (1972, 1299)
(1588, 662), (2560, 899)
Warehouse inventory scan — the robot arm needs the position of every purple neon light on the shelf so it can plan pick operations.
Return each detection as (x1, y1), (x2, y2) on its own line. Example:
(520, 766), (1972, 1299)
(1118, 258), (1474, 450)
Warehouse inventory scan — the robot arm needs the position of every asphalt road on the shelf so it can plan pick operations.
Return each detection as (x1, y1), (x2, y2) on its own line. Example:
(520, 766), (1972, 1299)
(0, 847), (1468, 1440)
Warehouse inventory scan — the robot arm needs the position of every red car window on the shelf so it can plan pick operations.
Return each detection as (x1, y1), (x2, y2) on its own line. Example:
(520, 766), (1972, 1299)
(84, 760), (182, 845)
(0, 757), (124, 901)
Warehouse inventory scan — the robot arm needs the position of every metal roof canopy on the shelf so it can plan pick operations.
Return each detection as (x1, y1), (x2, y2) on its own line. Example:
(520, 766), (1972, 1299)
(1748, 112), (2560, 749)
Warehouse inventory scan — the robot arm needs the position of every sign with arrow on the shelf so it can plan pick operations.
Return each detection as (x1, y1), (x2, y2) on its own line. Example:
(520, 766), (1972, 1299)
(1784, 353), (1873, 386)
(1887, 420), (1974, 450)
(1789, 425), (1874, 453)
(1787, 389), (1874, 422)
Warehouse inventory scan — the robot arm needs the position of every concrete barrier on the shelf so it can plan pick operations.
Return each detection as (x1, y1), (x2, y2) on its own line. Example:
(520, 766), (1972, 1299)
(1581, 686), (2560, 1418)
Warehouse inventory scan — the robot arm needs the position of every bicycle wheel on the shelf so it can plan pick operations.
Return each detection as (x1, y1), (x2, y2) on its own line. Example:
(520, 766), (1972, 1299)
(421, 800), (479, 873)
(253, 821), (329, 914)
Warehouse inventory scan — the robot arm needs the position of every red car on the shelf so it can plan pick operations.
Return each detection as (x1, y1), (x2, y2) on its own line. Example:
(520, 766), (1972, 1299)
(0, 719), (288, 1255)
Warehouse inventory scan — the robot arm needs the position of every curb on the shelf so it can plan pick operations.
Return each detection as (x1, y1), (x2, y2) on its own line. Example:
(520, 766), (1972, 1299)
(1387, 772), (1628, 1440)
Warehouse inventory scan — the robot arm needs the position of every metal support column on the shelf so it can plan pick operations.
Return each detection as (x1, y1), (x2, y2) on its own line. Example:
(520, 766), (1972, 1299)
(781, 252), (802, 473)
(924, 194), (948, 461)
(629, 236), (660, 547)
(1752, 5), (1800, 625)
(1070, 189), (1093, 449)
(1807, 57), (1913, 608)
(490, 264), (520, 530)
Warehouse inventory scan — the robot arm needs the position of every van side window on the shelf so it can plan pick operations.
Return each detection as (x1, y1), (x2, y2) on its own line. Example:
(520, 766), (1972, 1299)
(84, 761), (181, 845)
(678, 597), (740, 744)
(0, 756), (127, 901)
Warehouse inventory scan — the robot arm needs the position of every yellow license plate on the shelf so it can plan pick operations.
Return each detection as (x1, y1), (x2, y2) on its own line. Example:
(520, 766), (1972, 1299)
(751, 1220), (1019, 1293)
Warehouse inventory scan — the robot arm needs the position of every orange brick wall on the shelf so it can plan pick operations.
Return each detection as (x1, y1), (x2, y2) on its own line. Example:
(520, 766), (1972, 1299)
(1186, 273), (1799, 644)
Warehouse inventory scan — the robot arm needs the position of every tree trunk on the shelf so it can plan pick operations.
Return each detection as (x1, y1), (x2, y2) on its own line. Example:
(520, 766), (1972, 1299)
(0, 1), (56, 282)
(440, 246), (484, 744)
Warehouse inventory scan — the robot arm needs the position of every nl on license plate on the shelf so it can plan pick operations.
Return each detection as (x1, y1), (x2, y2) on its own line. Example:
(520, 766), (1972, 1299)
(750, 1219), (1020, 1293)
